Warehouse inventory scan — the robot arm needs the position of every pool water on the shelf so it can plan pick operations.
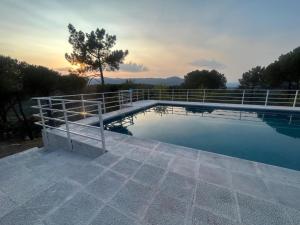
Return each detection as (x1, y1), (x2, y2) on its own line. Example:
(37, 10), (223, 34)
(104, 105), (300, 170)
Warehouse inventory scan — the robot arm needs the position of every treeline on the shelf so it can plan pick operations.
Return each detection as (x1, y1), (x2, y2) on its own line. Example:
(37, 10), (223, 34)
(0, 55), (87, 140)
(239, 47), (300, 89)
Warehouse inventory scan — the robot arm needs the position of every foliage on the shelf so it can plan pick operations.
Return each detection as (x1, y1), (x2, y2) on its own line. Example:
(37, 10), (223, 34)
(239, 66), (266, 89)
(65, 23), (128, 85)
(0, 55), (87, 141)
(239, 46), (300, 89)
(183, 70), (227, 89)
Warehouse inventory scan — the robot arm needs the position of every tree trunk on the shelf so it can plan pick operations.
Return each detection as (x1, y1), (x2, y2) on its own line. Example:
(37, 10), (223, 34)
(16, 94), (34, 140)
(99, 64), (105, 85)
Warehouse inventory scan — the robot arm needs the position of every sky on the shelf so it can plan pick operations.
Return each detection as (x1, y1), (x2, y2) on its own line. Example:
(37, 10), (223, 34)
(0, 0), (300, 82)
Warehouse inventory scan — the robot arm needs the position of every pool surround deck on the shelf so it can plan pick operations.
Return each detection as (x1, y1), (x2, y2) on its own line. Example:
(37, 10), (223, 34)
(0, 100), (300, 224)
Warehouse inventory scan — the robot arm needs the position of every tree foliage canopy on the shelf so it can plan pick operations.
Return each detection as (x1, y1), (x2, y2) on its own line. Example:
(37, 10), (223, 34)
(65, 24), (128, 85)
(183, 70), (227, 89)
(0, 55), (87, 140)
(239, 66), (265, 89)
(239, 46), (300, 89)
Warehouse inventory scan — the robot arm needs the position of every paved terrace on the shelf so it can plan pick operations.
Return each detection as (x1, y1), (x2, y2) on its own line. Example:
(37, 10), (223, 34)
(1, 131), (300, 225)
(1, 100), (300, 225)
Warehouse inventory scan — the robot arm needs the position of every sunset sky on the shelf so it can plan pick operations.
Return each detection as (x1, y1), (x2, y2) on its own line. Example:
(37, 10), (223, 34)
(1, 0), (300, 82)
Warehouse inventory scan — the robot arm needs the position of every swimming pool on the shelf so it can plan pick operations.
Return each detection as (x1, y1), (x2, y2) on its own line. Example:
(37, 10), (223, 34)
(104, 104), (300, 170)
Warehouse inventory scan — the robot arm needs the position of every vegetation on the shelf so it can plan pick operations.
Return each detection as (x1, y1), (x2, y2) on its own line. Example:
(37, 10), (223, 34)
(0, 55), (87, 142)
(239, 47), (300, 89)
(65, 24), (128, 85)
(182, 69), (227, 89)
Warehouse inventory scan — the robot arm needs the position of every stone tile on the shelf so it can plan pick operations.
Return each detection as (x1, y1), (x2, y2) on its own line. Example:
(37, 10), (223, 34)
(192, 206), (241, 225)
(86, 170), (126, 201)
(146, 151), (173, 169)
(258, 163), (300, 186)
(160, 172), (196, 202)
(111, 158), (142, 177)
(237, 192), (291, 225)
(126, 147), (152, 162)
(133, 164), (165, 187)
(50, 163), (82, 181)
(68, 163), (104, 185)
(123, 136), (158, 149)
(0, 191), (16, 218)
(198, 164), (231, 188)
(0, 172), (52, 204)
(143, 192), (187, 225)
(199, 151), (229, 169)
(111, 180), (153, 217)
(285, 206), (300, 225)
(195, 180), (238, 220)
(268, 181), (300, 211)
(93, 152), (121, 167)
(108, 142), (136, 156)
(45, 191), (103, 225)
(89, 205), (139, 225)
(23, 179), (80, 217)
(226, 157), (258, 175)
(169, 156), (197, 178)
(0, 206), (43, 225)
(232, 172), (272, 201)
(157, 142), (198, 160)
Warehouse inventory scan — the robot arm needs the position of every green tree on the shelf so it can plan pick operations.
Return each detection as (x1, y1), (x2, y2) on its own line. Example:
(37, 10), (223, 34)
(21, 64), (61, 96)
(65, 23), (128, 85)
(183, 70), (227, 89)
(239, 66), (265, 89)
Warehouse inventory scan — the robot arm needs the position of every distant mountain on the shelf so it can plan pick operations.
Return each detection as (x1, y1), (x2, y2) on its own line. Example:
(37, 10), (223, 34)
(226, 82), (239, 88)
(89, 76), (184, 86)
(89, 76), (239, 88)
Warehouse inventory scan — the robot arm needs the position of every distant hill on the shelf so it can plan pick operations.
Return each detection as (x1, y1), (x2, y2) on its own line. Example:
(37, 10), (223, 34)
(226, 82), (239, 88)
(88, 76), (239, 88)
(89, 76), (184, 86)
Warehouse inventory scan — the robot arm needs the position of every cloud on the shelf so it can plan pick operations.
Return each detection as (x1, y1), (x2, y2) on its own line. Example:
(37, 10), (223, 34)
(189, 59), (226, 70)
(120, 62), (148, 72)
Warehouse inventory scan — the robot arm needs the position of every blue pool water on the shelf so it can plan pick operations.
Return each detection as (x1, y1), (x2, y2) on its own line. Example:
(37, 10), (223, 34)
(104, 104), (300, 170)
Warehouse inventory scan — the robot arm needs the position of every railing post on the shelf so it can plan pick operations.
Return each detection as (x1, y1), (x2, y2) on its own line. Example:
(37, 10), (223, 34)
(142, 89), (144, 100)
(203, 89), (206, 103)
(136, 90), (139, 101)
(62, 100), (72, 151)
(37, 99), (46, 130)
(172, 89), (174, 101)
(118, 91), (122, 109)
(47, 97), (54, 126)
(97, 101), (106, 151)
(147, 89), (150, 100)
(160, 89), (162, 100)
(130, 90), (133, 105)
(80, 94), (86, 118)
(102, 93), (106, 113)
(293, 90), (298, 107)
(241, 90), (245, 105)
(265, 90), (269, 106)
(186, 90), (189, 102)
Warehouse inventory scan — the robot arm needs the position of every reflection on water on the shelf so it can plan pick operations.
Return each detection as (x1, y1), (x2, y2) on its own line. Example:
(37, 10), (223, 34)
(104, 105), (300, 170)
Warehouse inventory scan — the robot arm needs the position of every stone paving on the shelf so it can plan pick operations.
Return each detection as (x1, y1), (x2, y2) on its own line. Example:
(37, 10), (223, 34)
(0, 132), (300, 225)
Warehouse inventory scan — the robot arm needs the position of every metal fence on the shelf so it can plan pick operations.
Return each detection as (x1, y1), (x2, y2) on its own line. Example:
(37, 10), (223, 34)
(32, 88), (299, 152)
(145, 89), (299, 107)
(32, 97), (106, 151)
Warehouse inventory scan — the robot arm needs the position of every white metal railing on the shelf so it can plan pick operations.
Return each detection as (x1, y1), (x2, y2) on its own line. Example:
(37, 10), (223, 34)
(144, 89), (299, 107)
(32, 88), (299, 152)
(32, 97), (106, 151)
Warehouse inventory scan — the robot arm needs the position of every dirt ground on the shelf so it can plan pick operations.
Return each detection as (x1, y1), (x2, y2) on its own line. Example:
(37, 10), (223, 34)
(0, 137), (43, 158)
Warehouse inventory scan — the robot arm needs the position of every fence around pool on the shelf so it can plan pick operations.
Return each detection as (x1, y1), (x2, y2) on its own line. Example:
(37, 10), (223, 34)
(32, 89), (300, 155)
